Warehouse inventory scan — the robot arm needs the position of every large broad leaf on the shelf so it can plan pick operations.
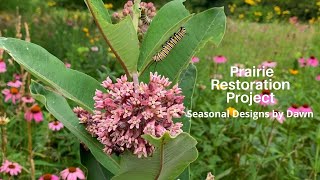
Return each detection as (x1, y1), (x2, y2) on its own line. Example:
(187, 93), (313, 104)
(138, 0), (192, 72)
(112, 132), (198, 180)
(80, 146), (114, 179)
(85, 0), (140, 76)
(140, 7), (226, 82)
(0, 37), (104, 112)
(30, 81), (120, 174)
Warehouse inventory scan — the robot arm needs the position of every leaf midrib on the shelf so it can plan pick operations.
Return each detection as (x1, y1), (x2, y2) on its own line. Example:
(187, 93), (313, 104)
(175, 8), (223, 83)
(1, 43), (93, 112)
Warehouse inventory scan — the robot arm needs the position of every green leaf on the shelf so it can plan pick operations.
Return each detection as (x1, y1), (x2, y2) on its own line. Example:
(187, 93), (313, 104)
(80, 146), (114, 179)
(140, 7), (226, 82)
(215, 168), (232, 180)
(112, 132), (198, 180)
(85, 0), (140, 75)
(176, 64), (197, 180)
(30, 81), (120, 174)
(138, 0), (192, 72)
(0, 37), (104, 112)
(177, 63), (197, 132)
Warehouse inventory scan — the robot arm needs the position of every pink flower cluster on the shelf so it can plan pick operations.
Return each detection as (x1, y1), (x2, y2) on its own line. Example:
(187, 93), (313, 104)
(298, 56), (319, 67)
(74, 72), (185, 158)
(113, 1), (156, 35)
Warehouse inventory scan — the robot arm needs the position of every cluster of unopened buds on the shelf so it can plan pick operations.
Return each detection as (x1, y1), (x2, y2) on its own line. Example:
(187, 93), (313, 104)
(113, 1), (157, 38)
(74, 72), (185, 158)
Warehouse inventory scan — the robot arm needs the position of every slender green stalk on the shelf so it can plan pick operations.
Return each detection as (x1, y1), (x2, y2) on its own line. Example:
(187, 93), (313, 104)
(1, 126), (7, 161)
(27, 121), (35, 180)
(256, 120), (276, 176)
(314, 143), (319, 180)
(133, 0), (141, 32)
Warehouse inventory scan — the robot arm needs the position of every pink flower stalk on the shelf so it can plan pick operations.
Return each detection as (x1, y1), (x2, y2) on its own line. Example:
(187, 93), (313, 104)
(191, 56), (200, 63)
(24, 104), (43, 123)
(298, 57), (306, 67)
(316, 75), (320, 81)
(48, 121), (64, 131)
(60, 167), (85, 180)
(39, 174), (59, 180)
(307, 56), (319, 67)
(269, 110), (285, 124)
(0, 160), (22, 176)
(287, 104), (300, 115)
(2, 87), (21, 104)
(74, 72), (185, 158)
(258, 90), (277, 106)
(0, 59), (6, 73)
(7, 79), (23, 88)
(299, 104), (312, 113)
(65, 63), (71, 68)
(22, 96), (35, 104)
(213, 55), (227, 64)
(261, 61), (277, 68)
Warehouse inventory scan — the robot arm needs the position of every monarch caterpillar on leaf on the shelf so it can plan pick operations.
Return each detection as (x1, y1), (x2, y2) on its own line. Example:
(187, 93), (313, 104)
(152, 27), (187, 62)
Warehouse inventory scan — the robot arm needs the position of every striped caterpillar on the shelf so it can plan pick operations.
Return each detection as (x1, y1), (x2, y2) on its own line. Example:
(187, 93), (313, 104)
(152, 27), (187, 62)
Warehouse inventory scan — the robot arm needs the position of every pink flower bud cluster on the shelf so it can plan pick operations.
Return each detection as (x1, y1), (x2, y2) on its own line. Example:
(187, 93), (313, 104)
(113, 1), (157, 35)
(74, 72), (185, 158)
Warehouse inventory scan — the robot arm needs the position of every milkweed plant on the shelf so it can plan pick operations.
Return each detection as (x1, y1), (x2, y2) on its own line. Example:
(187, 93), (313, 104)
(0, 0), (226, 179)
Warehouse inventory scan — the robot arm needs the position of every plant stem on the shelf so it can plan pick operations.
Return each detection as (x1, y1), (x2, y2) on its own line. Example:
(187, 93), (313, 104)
(133, 0), (141, 32)
(132, 72), (139, 91)
(314, 143), (319, 180)
(256, 120), (276, 175)
(1, 126), (7, 161)
(27, 121), (35, 180)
